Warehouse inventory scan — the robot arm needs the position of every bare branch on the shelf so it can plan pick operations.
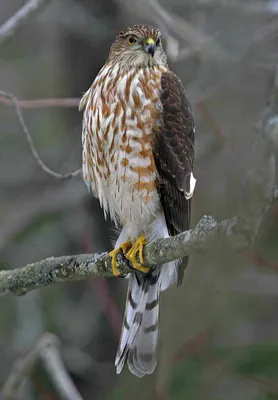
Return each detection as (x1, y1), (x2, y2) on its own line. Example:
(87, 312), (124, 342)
(41, 336), (83, 400)
(0, 96), (80, 108)
(0, 215), (260, 297)
(0, 0), (52, 47)
(150, 0), (229, 60)
(3, 333), (83, 400)
(0, 90), (81, 180)
(118, 0), (231, 62)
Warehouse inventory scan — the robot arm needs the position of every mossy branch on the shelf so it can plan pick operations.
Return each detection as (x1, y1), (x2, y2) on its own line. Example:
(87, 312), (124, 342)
(0, 215), (245, 297)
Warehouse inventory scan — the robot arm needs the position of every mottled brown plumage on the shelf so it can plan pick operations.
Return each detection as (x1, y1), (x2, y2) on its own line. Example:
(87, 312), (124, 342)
(153, 71), (195, 284)
(80, 24), (196, 378)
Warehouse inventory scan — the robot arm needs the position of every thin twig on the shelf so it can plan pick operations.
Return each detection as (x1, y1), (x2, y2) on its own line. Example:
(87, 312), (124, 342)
(0, 0), (52, 47)
(0, 90), (81, 180)
(120, 0), (230, 62)
(3, 333), (83, 400)
(40, 336), (83, 400)
(0, 96), (79, 108)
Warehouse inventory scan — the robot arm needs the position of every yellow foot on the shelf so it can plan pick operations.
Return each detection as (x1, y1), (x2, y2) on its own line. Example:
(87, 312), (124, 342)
(126, 234), (149, 273)
(109, 241), (132, 276)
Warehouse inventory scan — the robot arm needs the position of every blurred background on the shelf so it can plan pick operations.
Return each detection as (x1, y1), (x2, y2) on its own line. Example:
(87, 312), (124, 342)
(0, 0), (278, 399)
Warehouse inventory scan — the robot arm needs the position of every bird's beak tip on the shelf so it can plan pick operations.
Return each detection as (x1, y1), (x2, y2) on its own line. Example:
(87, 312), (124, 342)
(146, 38), (155, 57)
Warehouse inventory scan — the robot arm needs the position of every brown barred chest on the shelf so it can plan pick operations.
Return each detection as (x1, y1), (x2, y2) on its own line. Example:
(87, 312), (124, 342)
(82, 64), (167, 223)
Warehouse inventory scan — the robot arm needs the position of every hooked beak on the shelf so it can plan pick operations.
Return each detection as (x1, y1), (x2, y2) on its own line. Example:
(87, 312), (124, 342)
(145, 38), (155, 57)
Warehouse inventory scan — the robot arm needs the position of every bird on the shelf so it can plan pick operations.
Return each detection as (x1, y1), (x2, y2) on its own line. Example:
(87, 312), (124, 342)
(79, 24), (196, 377)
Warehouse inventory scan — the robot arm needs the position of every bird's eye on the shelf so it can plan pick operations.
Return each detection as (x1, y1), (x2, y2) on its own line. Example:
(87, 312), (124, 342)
(128, 36), (136, 45)
(156, 38), (161, 46)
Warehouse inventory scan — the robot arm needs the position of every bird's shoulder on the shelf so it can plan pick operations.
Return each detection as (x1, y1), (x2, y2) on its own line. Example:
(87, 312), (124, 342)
(160, 70), (192, 115)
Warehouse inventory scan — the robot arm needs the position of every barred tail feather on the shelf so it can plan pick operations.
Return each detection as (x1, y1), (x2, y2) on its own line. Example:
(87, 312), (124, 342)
(115, 273), (148, 373)
(128, 274), (160, 376)
(115, 273), (160, 377)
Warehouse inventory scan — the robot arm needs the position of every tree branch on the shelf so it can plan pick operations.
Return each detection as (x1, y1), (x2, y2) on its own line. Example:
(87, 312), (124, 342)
(0, 215), (256, 297)
(118, 0), (231, 62)
(0, 90), (81, 180)
(0, 0), (52, 47)
(3, 333), (83, 400)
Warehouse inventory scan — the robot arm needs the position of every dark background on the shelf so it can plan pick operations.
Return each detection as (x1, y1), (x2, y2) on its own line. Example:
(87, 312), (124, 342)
(1, 0), (278, 399)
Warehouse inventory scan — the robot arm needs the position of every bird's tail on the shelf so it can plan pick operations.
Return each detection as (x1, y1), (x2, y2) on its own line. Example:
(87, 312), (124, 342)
(115, 272), (160, 377)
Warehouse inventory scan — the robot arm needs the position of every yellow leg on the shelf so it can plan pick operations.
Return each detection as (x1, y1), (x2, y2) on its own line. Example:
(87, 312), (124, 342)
(126, 234), (149, 273)
(109, 241), (132, 276)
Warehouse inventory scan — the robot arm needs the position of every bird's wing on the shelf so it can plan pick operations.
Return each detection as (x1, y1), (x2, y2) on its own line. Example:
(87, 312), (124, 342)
(153, 71), (196, 285)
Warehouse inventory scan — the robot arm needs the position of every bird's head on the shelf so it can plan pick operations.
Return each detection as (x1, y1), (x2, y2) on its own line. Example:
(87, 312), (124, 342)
(107, 25), (168, 69)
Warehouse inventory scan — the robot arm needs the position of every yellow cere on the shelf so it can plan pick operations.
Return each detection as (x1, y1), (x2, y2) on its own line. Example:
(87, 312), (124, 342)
(146, 38), (155, 46)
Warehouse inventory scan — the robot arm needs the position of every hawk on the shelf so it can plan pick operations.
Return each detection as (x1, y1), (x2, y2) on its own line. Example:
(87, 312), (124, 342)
(79, 25), (196, 377)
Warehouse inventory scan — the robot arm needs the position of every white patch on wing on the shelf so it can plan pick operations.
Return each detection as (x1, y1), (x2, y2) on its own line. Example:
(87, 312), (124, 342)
(185, 172), (196, 199)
